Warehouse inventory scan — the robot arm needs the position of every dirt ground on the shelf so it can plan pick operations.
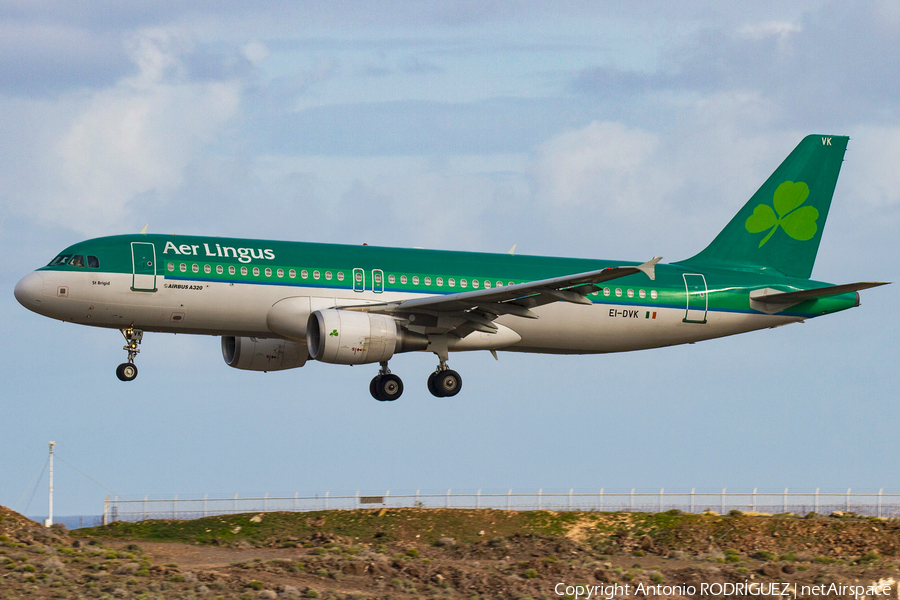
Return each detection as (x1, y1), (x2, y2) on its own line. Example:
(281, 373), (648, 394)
(3, 505), (900, 599)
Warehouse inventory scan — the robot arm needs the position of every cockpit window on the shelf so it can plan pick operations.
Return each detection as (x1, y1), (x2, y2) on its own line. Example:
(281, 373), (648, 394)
(69, 255), (85, 267)
(87, 255), (100, 269)
(48, 254), (71, 266)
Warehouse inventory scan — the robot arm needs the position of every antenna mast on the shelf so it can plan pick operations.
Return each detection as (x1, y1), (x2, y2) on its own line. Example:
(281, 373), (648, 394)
(45, 441), (55, 527)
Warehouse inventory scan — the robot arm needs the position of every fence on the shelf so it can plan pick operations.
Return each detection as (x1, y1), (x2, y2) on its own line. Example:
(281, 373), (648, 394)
(102, 488), (900, 524)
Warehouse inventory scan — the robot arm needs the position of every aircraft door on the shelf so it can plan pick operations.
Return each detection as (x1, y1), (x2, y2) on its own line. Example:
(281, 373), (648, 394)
(131, 242), (157, 292)
(372, 269), (384, 293)
(683, 274), (707, 323)
(352, 268), (365, 293)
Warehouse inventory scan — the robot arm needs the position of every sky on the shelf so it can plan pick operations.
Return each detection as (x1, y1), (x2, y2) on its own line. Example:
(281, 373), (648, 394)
(1, 1), (898, 519)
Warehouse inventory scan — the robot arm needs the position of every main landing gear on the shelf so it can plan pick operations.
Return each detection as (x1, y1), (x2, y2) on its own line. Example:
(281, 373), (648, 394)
(370, 362), (404, 401)
(116, 326), (143, 382)
(427, 361), (462, 398)
(368, 359), (463, 401)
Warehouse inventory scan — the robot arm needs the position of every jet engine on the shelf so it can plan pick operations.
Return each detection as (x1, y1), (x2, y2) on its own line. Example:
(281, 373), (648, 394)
(306, 309), (427, 365)
(222, 336), (308, 371)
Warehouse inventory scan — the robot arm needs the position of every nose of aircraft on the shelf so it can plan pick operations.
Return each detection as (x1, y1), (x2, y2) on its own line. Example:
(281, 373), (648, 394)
(14, 272), (44, 309)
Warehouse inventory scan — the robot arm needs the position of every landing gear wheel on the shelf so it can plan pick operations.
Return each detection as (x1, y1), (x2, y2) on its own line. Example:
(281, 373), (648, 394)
(370, 373), (404, 401)
(430, 369), (462, 397)
(116, 362), (138, 382)
(427, 371), (444, 397)
(378, 374), (403, 401)
(370, 375), (382, 400)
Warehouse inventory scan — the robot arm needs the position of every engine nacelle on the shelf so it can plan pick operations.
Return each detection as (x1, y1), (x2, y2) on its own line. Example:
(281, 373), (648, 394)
(222, 336), (308, 371)
(307, 309), (427, 365)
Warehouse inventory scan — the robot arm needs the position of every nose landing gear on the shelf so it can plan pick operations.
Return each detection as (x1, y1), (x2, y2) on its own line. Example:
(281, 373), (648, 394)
(370, 361), (403, 401)
(116, 326), (143, 382)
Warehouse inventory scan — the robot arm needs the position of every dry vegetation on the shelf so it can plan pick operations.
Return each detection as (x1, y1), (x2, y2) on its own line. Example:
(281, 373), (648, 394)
(3, 504), (900, 599)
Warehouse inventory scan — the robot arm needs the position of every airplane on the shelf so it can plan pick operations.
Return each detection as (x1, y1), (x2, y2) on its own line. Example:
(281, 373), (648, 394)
(14, 135), (887, 401)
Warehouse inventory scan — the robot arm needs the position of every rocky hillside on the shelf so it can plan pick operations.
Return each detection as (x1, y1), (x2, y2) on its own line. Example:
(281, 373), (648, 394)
(2, 506), (899, 599)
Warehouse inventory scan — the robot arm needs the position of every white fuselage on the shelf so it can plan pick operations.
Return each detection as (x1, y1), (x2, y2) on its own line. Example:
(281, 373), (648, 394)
(17, 268), (798, 355)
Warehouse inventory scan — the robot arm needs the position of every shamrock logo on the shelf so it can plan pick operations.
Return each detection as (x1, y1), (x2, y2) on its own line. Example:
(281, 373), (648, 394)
(745, 181), (818, 247)
(329, 329), (339, 337)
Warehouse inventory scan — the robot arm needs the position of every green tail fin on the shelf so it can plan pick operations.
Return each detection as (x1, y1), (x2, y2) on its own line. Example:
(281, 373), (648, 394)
(678, 135), (849, 279)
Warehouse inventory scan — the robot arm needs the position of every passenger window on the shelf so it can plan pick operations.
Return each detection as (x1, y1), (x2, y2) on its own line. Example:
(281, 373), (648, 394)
(313, 270), (320, 280)
(496, 281), (503, 288)
(472, 280), (479, 289)
(615, 288), (622, 297)
(216, 265), (224, 275)
(180, 263), (187, 273)
(204, 264), (211, 274)
(484, 281), (491, 289)
(639, 289), (646, 299)
(252, 267), (260, 276)
(388, 274), (396, 284)
(167, 263), (175, 272)
(412, 276), (419, 285)
(289, 269), (296, 278)
(400, 275), (407, 284)
(325, 271), (332, 280)
(337, 272), (345, 281)
(650, 290), (658, 300)
(69, 255), (85, 267)
(436, 277), (444, 286)
(240, 266), (247, 276)
(603, 287), (610, 296)
(449, 278), (455, 287)
(302, 270), (309, 279)
(460, 279), (467, 288)
(627, 289), (634, 298)
(424, 276), (431, 285)
(265, 268), (272, 277)
(276, 268), (283, 278)
(229, 266), (236, 275)
(192, 264), (199, 273)
(87, 255), (100, 269)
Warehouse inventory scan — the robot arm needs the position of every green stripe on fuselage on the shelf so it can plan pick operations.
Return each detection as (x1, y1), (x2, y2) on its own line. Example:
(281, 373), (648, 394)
(39, 234), (857, 318)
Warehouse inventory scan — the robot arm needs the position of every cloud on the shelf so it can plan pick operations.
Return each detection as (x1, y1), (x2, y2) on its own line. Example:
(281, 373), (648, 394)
(241, 41), (270, 65)
(841, 127), (900, 208)
(532, 121), (663, 211)
(253, 97), (598, 156)
(1, 29), (242, 236)
(572, 1), (900, 128)
(0, 21), (133, 95)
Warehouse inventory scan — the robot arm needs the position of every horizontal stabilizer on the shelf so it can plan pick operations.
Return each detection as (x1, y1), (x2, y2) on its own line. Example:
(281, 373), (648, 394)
(749, 281), (889, 314)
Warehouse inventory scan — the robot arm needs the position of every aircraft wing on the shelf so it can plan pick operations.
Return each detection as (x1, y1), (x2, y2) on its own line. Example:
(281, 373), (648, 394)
(342, 257), (661, 335)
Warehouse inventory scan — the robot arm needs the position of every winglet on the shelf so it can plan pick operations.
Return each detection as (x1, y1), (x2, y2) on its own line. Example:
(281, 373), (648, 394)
(636, 257), (662, 281)
(139, 224), (148, 235)
(507, 244), (517, 255)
